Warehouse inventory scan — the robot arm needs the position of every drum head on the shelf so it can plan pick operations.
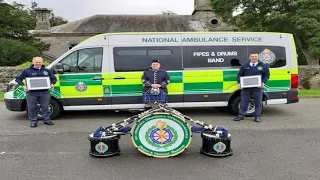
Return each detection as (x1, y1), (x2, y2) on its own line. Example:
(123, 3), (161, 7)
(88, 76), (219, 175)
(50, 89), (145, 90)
(131, 112), (192, 158)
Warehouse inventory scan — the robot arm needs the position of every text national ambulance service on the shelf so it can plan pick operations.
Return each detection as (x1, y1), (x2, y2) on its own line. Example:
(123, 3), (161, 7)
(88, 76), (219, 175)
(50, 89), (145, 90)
(141, 37), (263, 43)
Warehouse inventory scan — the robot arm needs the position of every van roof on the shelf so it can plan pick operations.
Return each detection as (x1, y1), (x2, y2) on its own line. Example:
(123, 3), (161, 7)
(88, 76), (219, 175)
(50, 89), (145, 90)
(79, 31), (293, 45)
(94, 31), (292, 36)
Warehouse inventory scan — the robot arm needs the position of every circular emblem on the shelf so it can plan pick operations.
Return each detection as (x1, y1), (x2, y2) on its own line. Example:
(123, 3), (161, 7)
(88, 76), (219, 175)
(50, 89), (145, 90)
(75, 82), (87, 92)
(43, 71), (48, 76)
(257, 66), (263, 71)
(131, 113), (191, 158)
(95, 142), (108, 153)
(259, 48), (276, 64)
(213, 142), (227, 153)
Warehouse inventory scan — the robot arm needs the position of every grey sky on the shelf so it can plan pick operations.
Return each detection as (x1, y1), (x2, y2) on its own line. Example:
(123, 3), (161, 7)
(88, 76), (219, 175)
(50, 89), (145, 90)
(4, 0), (195, 22)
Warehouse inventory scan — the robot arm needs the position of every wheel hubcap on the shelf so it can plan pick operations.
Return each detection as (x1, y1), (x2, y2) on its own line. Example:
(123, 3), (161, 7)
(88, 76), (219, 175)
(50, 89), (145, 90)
(37, 103), (53, 117)
(238, 99), (255, 114)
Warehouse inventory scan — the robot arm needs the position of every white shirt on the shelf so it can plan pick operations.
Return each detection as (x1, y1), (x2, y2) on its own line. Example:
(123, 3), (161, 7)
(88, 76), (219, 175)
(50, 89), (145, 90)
(250, 62), (258, 67)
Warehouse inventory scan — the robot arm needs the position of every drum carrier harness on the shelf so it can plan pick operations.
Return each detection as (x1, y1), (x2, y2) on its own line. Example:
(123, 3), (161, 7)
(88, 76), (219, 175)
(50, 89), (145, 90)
(88, 103), (233, 158)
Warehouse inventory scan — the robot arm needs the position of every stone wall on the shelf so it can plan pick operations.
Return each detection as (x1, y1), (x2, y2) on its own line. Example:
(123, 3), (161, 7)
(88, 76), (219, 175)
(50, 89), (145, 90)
(0, 67), (25, 92)
(298, 66), (320, 89)
(1, 66), (320, 92)
(39, 35), (92, 58)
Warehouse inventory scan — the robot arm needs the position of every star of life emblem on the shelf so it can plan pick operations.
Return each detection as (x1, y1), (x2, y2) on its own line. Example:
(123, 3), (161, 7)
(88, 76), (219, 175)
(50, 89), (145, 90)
(75, 82), (87, 92)
(259, 48), (276, 64)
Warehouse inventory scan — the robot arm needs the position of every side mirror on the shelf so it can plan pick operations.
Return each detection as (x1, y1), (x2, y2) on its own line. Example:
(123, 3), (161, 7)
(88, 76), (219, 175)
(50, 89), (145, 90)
(53, 63), (64, 74)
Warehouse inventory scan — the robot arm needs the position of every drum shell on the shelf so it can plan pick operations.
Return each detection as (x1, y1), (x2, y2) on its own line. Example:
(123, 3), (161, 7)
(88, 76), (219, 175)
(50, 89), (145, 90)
(88, 133), (121, 157)
(131, 112), (192, 158)
(200, 133), (232, 157)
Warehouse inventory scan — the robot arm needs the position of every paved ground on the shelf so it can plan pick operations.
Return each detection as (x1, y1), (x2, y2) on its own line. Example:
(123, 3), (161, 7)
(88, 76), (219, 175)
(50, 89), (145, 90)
(1, 99), (320, 180)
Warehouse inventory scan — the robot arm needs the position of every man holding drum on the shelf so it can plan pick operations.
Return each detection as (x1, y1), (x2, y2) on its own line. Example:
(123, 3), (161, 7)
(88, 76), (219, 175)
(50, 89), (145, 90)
(141, 60), (170, 111)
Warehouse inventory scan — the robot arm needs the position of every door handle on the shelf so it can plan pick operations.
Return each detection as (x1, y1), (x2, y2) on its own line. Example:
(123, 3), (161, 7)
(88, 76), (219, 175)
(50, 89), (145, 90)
(114, 76), (125, 79)
(92, 77), (104, 80)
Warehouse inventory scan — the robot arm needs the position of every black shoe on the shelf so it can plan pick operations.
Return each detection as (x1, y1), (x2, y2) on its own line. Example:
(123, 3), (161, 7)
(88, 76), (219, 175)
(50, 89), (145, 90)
(234, 116), (244, 121)
(30, 123), (37, 128)
(254, 117), (261, 122)
(44, 122), (54, 125)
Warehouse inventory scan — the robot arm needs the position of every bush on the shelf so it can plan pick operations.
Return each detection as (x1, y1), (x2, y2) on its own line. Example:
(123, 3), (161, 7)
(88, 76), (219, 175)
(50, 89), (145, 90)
(0, 38), (41, 66)
(18, 60), (50, 67)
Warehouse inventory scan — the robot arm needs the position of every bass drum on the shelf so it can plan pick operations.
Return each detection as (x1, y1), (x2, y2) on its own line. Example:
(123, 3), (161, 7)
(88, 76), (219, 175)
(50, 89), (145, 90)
(131, 112), (192, 158)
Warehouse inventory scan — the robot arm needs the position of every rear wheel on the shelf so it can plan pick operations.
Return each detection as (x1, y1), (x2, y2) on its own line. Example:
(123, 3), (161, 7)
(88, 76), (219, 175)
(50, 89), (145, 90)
(229, 96), (261, 117)
(26, 99), (61, 120)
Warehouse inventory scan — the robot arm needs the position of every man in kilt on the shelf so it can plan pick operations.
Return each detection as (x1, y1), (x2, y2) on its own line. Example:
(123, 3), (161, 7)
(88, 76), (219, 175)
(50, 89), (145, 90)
(141, 60), (170, 111)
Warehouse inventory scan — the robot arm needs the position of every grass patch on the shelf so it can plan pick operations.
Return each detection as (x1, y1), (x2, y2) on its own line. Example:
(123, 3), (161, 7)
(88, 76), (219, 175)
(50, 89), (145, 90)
(299, 89), (320, 98)
(0, 92), (4, 100)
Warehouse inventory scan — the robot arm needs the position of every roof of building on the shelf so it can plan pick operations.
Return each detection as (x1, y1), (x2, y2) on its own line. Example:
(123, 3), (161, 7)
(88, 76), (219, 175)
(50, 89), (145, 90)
(50, 15), (205, 33)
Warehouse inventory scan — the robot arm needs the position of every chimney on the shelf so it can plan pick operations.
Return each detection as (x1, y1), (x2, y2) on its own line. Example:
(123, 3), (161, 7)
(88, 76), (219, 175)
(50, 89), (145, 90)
(34, 8), (51, 31)
(192, 0), (233, 31)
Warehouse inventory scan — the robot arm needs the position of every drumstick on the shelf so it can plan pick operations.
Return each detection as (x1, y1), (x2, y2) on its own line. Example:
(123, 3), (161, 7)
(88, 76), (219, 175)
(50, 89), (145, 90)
(164, 107), (216, 131)
(103, 104), (217, 134)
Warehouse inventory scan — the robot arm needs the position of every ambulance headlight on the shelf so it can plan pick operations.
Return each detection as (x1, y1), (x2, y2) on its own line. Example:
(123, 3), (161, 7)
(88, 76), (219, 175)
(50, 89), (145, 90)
(6, 82), (19, 92)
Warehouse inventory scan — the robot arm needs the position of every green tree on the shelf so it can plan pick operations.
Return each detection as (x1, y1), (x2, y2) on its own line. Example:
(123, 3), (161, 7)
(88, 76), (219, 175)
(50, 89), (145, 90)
(49, 13), (68, 27)
(0, 1), (35, 41)
(158, 10), (177, 15)
(30, 1), (68, 27)
(0, 38), (41, 66)
(210, 0), (320, 65)
(0, 0), (50, 54)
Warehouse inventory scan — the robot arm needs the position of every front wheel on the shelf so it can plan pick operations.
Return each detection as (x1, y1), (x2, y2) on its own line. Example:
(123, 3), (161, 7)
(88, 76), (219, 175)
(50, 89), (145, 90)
(229, 96), (262, 117)
(26, 99), (61, 120)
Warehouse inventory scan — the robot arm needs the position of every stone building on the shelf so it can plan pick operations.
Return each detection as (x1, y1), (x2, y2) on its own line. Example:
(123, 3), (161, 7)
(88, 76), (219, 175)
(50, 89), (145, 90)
(31, 0), (233, 60)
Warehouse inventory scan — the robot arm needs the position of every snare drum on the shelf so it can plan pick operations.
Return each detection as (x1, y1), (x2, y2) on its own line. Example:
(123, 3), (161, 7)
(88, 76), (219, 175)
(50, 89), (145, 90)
(88, 133), (121, 157)
(200, 132), (233, 157)
(131, 112), (192, 158)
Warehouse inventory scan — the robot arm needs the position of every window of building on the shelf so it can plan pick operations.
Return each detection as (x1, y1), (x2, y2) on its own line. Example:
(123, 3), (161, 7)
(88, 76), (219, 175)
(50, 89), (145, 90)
(59, 47), (103, 73)
(68, 43), (78, 50)
(113, 46), (182, 71)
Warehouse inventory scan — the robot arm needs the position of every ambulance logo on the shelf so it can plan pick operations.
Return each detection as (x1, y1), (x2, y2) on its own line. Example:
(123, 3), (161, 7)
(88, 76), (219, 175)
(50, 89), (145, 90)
(259, 48), (276, 64)
(75, 82), (87, 92)
(95, 142), (108, 153)
(213, 142), (226, 153)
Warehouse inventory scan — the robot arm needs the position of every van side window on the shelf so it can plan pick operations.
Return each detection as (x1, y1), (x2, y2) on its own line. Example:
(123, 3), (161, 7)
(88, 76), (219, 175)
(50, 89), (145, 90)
(113, 47), (182, 71)
(59, 47), (103, 73)
(248, 46), (286, 68)
(182, 46), (286, 68)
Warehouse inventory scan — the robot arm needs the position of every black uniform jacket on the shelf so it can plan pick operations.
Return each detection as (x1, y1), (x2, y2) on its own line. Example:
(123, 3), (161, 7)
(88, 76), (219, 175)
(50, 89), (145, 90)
(237, 61), (270, 84)
(141, 69), (170, 93)
(16, 64), (57, 92)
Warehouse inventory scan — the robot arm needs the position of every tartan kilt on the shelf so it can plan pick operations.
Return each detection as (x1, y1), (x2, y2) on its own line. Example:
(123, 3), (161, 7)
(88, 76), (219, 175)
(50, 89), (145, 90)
(143, 90), (168, 104)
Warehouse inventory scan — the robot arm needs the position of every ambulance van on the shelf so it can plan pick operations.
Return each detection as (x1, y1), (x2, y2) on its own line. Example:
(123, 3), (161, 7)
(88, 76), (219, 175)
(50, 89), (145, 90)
(4, 32), (299, 119)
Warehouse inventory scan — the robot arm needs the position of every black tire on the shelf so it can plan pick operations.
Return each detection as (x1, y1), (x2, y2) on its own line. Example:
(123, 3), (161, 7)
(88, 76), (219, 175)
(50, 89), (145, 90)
(26, 98), (61, 120)
(229, 96), (262, 117)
